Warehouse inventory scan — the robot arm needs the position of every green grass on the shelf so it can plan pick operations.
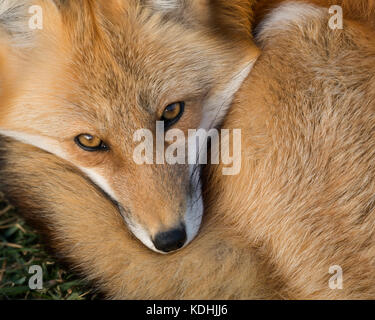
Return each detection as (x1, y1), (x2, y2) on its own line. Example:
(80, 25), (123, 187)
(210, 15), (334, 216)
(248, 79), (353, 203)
(0, 193), (97, 300)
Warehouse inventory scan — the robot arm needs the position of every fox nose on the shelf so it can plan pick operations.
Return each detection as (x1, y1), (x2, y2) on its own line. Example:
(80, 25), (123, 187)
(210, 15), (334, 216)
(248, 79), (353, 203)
(153, 225), (187, 253)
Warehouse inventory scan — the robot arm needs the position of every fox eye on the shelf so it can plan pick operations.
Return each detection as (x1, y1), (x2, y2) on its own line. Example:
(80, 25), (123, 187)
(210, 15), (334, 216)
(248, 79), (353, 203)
(161, 102), (185, 128)
(75, 134), (108, 152)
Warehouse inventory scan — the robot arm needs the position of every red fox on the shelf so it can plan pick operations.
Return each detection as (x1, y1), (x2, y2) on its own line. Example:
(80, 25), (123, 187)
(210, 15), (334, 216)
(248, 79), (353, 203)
(1, 0), (375, 299)
(0, 0), (259, 254)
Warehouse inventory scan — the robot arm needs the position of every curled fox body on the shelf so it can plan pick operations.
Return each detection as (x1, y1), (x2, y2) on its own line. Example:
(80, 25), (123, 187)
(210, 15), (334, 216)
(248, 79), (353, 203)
(1, 0), (375, 299)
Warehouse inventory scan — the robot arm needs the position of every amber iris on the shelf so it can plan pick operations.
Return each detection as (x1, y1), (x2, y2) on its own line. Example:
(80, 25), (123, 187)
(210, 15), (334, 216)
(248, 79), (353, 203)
(75, 134), (108, 152)
(161, 102), (185, 128)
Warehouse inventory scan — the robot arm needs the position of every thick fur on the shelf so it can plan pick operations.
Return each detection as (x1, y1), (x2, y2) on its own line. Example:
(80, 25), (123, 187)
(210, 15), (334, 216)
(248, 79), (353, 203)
(0, 0), (259, 252)
(1, 0), (375, 299)
(0, 137), (278, 299)
(206, 2), (375, 299)
(254, 0), (375, 29)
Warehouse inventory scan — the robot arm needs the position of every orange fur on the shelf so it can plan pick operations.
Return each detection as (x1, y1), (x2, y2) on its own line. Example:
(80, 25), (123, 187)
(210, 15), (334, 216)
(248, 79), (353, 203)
(254, 0), (375, 28)
(206, 1), (375, 299)
(0, 0), (259, 252)
(1, 0), (375, 299)
(0, 137), (278, 299)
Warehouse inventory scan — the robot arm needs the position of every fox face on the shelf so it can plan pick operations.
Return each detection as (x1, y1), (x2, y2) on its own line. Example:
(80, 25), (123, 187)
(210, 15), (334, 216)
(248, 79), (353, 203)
(0, 0), (259, 253)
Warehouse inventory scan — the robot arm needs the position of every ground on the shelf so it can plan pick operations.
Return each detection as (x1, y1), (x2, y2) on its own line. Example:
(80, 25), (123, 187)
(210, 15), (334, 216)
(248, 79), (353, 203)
(0, 193), (97, 300)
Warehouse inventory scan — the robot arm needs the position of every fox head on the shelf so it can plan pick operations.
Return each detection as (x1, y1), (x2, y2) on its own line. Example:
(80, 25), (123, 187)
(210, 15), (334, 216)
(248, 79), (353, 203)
(0, 0), (259, 253)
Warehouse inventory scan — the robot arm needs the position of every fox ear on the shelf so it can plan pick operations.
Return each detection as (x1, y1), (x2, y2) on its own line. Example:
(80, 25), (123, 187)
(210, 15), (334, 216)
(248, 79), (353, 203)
(0, 0), (64, 49)
(207, 0), (255, 39)
(0, 0), (36, 47)
(142, 0), (207, 26)
(144, 0), (254, 40)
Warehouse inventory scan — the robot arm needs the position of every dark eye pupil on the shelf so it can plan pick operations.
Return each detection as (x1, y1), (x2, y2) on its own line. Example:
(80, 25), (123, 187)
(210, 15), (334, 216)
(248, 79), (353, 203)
(164, 104), (179, 118)
(166, 104), (178, 112)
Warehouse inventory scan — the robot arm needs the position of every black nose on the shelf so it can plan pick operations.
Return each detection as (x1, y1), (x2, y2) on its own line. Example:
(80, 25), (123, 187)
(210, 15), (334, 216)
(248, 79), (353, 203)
(153, 226), (187, 253)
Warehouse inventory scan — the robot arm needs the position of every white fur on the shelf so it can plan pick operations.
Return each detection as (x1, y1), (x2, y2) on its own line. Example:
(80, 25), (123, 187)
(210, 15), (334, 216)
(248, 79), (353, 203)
(183, 59), (258, 245)
(255, 2), (325, 41)
(77, 167), (118, 202)
(119, 206), (165, 254)
(200, 60), (256, 130)
(0, 129), (67, 159)
(185, 164), (203, 244)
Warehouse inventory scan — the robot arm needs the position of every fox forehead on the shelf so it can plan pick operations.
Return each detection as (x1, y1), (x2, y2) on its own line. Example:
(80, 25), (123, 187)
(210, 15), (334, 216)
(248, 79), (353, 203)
(2, 0), (257, 140)
(60, 4), (218, 121)
(2, 0), (258, 140)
